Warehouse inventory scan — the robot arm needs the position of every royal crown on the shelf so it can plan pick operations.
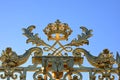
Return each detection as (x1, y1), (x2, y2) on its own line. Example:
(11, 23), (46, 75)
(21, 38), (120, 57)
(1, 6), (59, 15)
(43, 20), (72, 41)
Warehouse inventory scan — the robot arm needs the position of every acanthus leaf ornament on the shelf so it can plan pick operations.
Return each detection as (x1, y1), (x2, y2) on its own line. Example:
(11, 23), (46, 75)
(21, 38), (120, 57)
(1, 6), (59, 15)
(66, 26), (93, 46)
(22, 25), (48, 46)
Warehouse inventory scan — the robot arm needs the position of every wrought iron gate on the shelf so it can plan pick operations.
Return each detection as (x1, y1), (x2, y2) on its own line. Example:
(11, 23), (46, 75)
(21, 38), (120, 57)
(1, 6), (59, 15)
(0, 20), (120, 80)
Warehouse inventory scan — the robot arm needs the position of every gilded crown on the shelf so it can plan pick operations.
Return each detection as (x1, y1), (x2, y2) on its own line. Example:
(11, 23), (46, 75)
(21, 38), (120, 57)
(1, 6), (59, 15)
(43, 20), (72, 41)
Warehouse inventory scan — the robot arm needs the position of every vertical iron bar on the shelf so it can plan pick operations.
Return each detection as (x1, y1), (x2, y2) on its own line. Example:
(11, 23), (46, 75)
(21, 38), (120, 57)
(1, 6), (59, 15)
(23, 69), (27, 80)
(7, 76), (10, 80)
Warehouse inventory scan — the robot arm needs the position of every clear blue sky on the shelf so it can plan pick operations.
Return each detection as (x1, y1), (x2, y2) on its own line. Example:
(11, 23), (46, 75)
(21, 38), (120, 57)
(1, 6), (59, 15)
(0, 0), (120, 80)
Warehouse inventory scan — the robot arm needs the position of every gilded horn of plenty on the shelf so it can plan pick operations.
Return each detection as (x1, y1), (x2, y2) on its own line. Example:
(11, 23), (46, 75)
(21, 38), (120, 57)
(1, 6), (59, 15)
(0, 47), (43, 67)
(72, 48), (115, 68)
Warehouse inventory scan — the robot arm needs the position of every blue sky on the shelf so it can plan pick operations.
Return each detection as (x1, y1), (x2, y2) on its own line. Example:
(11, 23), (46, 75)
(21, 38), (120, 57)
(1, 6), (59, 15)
(0, 0), (120, 80)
